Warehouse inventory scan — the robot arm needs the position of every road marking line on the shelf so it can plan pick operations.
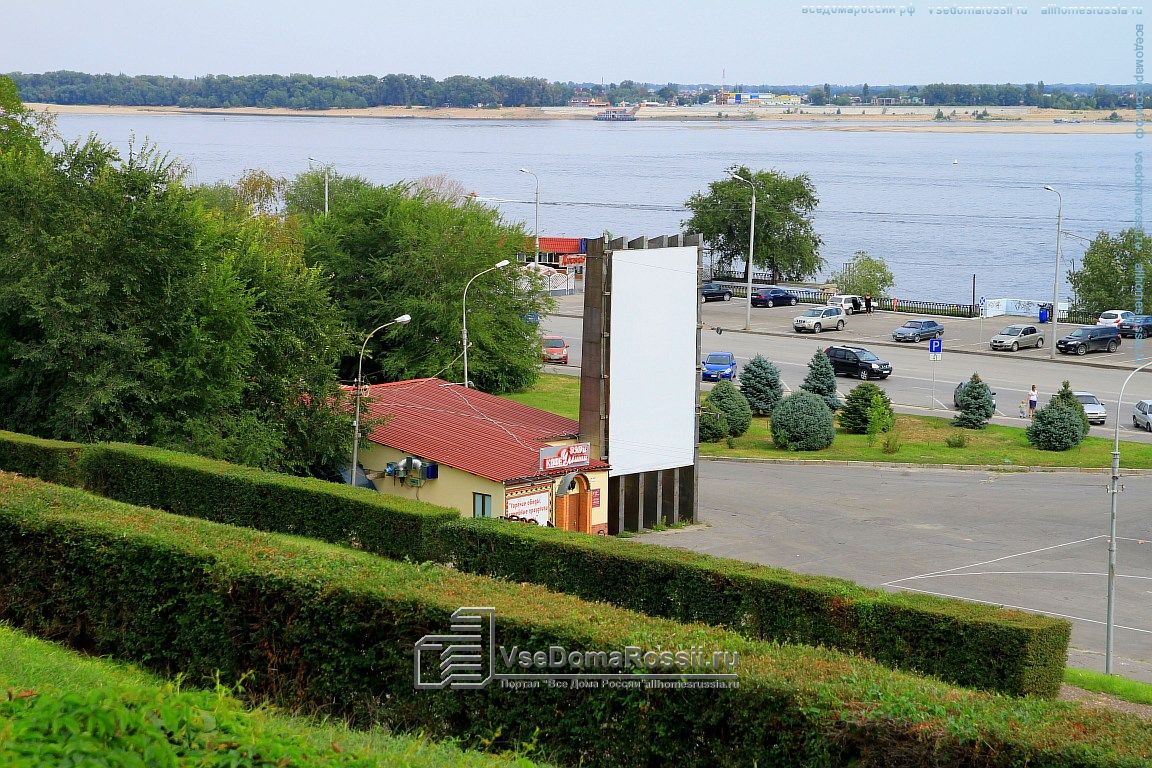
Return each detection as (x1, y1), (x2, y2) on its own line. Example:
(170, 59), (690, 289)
(898, 570), (1152, 581)
(883, 535), (1106, 586)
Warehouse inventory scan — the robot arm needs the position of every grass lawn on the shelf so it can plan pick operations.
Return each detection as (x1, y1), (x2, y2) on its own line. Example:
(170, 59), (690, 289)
(507, 374), (1152, 469)
(1066, 667), (1152, 705)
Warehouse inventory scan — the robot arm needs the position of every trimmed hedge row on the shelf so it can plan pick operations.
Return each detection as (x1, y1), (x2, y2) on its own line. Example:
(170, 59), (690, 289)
(436, 518), (1070, 698)
(0, 473), (1150, 768)
(0, 430), (82, 487)
(75, 441), (458, 563)
(0, 429), (1070, 700)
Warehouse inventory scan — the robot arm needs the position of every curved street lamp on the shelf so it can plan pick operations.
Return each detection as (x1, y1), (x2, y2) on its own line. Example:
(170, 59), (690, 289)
(728, 170), (757, 331)
(350, 313), (412, 485)
(462, 260), (512, 388)
(518, 168), (540, 264)
(1042, 185), (1063, 360)
(1105, 359), (1152, 672)
(308, 156), (330, 216)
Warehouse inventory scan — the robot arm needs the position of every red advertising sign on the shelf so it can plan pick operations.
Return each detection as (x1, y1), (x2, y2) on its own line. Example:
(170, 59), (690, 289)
(539, 442), (591, 471)
(561, 254), (586, 266)
(591, 488), (601, 508)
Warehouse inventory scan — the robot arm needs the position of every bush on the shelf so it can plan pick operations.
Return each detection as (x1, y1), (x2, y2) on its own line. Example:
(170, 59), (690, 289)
(882, 425), (902, 454)
(707, 380), (752, 437)
(4, 474), (1145, 765)
(739, 355), (784, 416)
(866, 394), (896, 445)
(0, 430), (83, 486)
(953, 373), (995, 429)
(771, 390), (835, 451)
(1050, 380), (1090, 441)
(1028, 404), (1088, 451)
(945, 431), (969, 448)
(698, 403), (729, 442)
(839, 383), (892, 434)
(800, 349), (842, 413)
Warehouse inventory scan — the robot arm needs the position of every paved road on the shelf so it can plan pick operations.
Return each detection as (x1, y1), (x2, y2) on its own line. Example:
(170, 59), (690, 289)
(640, 460), (1152, 680)
(543, 294), (1152, 442)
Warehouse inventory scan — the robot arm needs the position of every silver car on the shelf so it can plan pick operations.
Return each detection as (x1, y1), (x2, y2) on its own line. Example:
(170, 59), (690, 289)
(990, 324), (1044, 351)
(1133, 399), (1152, 431)
(1074, 392), (1107, 425)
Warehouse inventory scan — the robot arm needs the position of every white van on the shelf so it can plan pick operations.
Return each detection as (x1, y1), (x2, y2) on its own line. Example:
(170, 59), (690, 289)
(827, 294), (864, 314)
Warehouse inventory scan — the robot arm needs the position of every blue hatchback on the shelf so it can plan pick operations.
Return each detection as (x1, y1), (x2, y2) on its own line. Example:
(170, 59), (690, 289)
(701, 352), (738, 381)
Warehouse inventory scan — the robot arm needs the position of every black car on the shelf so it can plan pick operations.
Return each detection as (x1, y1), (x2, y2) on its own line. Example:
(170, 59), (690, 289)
(700, 283), (732, 303)
(1118, 314), (1152, 338)
(750, 287), (799, 308)
(1056, 326), (1121, 355)
(891, 319), (945, 343)
(824, 345), (892, 380)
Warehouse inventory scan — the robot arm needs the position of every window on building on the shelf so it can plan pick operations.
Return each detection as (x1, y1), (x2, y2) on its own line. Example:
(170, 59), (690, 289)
(473, 492), (492, 518)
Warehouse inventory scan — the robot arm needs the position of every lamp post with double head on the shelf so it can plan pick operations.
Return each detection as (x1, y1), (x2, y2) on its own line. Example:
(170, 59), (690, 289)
(518, 168), (540, 264)
(728, 170), (757, 331)
(1043, 185), (1063, 360)
(462, 260), (512, 389)
(350, 314), (411, 485)
(308, 156), (330, 216)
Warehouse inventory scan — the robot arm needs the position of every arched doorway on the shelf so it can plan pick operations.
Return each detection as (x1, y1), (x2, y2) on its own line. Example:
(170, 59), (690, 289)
(555, 473), (591, 533)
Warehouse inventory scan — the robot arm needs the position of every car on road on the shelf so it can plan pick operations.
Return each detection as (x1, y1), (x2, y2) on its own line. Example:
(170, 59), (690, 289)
(701, 351), (738, 381)
(750, 287), (799, 308)
(826, 294), (864, 314)
(1074, 392), (1107, 425)
(1134, 399), (1152, 431)
(891, 319), (944, 343)
(954, 381), (997, 411)
(824, 345), (892, 380)
(793, 306), (847, 333)
(700, 283), (733, 303)
(1056, 325), (1121, 355)
(1097, 309), (1136, 327)
(1118, 314), (1152, 338)
(541, 335), (569, 365)
(989, 324), (1044, 351)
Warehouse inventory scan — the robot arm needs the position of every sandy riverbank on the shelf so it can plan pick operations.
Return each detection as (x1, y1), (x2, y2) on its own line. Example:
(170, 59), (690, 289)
(28, 103), (1140, 133)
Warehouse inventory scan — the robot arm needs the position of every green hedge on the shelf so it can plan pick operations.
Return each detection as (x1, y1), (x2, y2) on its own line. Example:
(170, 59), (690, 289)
(0, 430), (82, 486)
(74, 442), (458, 563)
(436, 518), (1069, 698)
(0, 473), (1149, 768)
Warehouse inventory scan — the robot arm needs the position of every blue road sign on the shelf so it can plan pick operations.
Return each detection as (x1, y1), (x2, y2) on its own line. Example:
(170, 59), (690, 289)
(929, 338), (943, 354)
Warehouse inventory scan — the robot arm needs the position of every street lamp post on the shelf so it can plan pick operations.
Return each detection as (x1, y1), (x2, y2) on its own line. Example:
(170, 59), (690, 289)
(309, 157), (330, 216)
(519, 168), (540, 263)
(728, 171), (757, 331)
(1106, 359), (1152, 672)
(462, 260), (512, 388)
(1043, 185), (1063, 360)
(350, 314), (412, 485)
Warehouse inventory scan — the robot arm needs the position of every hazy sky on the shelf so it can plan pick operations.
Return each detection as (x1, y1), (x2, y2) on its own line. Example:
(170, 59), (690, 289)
(5, 2), (1144, 85)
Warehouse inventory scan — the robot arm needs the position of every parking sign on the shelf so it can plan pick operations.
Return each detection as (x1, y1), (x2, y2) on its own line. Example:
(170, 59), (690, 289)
(929, 338), (943, 354)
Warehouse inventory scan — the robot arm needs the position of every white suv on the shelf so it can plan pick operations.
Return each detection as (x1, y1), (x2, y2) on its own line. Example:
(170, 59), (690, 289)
(793, 306), (847, 333)
(827, 294), (864, 314)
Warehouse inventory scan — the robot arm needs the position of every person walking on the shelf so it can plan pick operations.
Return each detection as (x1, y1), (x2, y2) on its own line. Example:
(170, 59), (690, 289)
(1028, 385), (1038, 420)
(864, 294), (873, 313)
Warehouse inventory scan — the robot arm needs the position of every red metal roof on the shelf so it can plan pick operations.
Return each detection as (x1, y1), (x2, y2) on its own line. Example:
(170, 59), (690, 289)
(526, 236), (583, 254)
(360, 378), (607, 483)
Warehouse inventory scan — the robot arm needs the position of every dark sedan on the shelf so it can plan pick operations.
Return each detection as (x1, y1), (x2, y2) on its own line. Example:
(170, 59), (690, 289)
(700, 283), (733, 303)
(750, 287), (799, 308)
(1118, 315), (1152, 338)
(891, 319), (944, 342)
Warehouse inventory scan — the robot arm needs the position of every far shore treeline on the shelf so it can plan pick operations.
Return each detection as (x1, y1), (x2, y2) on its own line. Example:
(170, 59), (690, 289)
(6, 70), (1140, 111)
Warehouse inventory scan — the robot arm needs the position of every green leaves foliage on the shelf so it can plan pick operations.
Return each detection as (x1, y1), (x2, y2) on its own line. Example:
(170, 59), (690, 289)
(953, 373), (995, 429)
(839, 382), (893, 435)
(698, 402), (729, 443)
(1049, 379), (1091, 441)
(1027, 382), (1089, 451)
(683, 165), (823, 283)
(706, 380), (752, 437)
(800, 349), (842, 412)
(739, 354), (783, 416)
(829, 250), (895, 298)
(770, 390), (835, 451)
(1068, 228), (1152, 315)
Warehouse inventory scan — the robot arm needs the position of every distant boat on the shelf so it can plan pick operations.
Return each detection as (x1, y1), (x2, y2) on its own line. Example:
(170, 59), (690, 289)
(594, 105), (640, 122)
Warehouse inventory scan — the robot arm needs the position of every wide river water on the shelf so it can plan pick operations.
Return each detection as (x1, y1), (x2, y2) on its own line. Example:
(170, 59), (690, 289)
(51, 112), (1141, 304)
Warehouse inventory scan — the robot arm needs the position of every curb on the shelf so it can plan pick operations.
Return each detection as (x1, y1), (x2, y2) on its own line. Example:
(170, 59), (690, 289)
(701, 455), (1152, 474)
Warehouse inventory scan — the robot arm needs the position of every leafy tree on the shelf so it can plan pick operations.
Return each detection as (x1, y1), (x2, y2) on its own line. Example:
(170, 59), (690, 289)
(739, 355), (783, 416)
(800, 349), (841, 412)
(829, 250), (895, 298)
(707, 380), (752, 437)
(770, 390), (835, 451)
(683, 165), (823, 284)
(866, 394), (896, 445)
(1027, 403), (1086, 451)
(807, 88), (826, 106)
(953, 373), (995, 429)
(699, 401), (729, 443)
(1049, 380), (1090, 440)
(840, 382), (893, 434)
(290, 176), (553, 393)
(1068, 229), (1152, 315)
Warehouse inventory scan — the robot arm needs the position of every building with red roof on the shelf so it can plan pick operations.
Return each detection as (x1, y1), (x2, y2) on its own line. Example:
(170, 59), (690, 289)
(358, 378), (610, 534)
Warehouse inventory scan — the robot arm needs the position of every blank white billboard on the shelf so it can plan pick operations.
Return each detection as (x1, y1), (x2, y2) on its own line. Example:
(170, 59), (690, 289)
(608, 246), (698, 476)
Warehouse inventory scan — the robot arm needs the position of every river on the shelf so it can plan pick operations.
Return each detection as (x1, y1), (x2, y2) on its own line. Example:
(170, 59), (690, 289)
(51, 112), (1139, 304)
